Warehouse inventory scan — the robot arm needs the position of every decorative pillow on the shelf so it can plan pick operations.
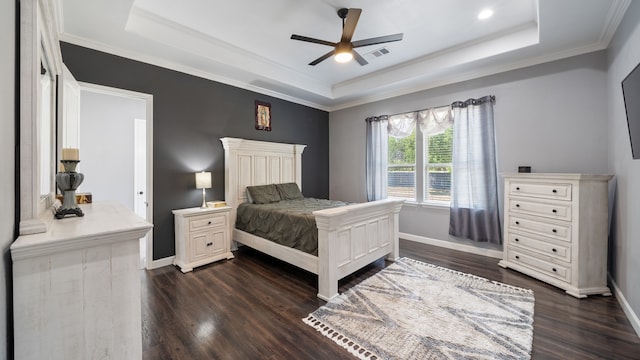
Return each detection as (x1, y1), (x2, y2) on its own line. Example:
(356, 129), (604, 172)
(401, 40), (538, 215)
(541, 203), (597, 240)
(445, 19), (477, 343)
(275, 182), (304, 200)
(245, 188), (254, 204)
(246, 184), (281, 204)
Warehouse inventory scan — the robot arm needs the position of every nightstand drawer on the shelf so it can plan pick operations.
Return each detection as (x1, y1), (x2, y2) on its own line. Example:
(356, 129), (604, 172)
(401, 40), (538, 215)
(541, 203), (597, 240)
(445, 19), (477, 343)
(508, 198), (572, 221)
(509, 181), (572, 201)
(508, 215), (571, 242)
(507, 249), (571, 283)
(507, 231), (571, 263)
(189, 213), (226, 231)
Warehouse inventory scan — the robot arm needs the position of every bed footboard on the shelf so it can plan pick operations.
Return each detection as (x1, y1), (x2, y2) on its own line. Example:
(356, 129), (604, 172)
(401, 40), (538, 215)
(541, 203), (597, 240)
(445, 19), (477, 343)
(313, 199), (404, 301)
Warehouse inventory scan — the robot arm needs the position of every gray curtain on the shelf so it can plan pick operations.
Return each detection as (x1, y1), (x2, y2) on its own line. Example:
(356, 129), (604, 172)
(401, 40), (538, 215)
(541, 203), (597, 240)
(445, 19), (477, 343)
(449, 96), (501, 244)
(365, 115), (388, 201)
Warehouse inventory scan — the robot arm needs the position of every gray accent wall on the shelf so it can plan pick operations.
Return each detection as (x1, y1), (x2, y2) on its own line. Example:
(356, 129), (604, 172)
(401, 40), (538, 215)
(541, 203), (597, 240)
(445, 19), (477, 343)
(330, 51), (609, 250)
(61, 42), (329, 260)
(1, 0), (15, 357)
(607, 0), (640, 332)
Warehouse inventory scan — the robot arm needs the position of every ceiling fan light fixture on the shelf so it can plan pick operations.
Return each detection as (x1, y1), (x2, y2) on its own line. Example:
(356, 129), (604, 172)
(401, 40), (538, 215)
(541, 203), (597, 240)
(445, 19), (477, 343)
(335, 50), (353, 63)
(334, 43), (353, 63)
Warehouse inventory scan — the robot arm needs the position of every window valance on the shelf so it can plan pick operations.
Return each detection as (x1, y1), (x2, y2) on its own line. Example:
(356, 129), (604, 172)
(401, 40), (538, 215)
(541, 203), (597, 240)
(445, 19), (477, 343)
(386, 105), (453, 139)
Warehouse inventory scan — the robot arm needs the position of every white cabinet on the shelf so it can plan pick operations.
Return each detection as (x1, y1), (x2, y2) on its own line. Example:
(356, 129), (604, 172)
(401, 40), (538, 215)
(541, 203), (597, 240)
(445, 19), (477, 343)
(11, 202), (152, 359)
(498, 173), (613, 298)
(173, 206), (234, 272)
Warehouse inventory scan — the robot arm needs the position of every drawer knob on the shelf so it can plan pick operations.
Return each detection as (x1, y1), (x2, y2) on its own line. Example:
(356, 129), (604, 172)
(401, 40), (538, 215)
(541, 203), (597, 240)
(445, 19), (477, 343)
(516, 187), (520, 191)
(552, 229), (557, 233)
(515, 238), (519, 242)
(515, 255), (520, 260)
(552, 248), (557, 252)
(208, 221), (212, 225)
(552, 268), (557, 272)
(515, 204), (520, 208)
(207, 242), (213, 246)
(515, 221), (520, 225)
(552, 189), (557, 193)
(552, 209), (557, 213)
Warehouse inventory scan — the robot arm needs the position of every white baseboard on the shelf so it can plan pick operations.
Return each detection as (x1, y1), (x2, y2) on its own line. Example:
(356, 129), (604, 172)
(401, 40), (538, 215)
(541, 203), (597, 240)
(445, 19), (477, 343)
(146, 256), (175, 270)
(400, 232), (503, 259)
(608, 274), (640, 338)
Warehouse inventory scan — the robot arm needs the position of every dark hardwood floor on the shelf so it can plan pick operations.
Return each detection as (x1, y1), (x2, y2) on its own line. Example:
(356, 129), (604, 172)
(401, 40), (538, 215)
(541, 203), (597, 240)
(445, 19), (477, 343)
(141, 240), (640, 359)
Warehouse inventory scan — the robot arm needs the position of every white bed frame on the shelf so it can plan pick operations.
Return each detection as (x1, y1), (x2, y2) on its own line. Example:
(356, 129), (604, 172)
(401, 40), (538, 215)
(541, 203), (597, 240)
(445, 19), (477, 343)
(221, 137), (404, 301)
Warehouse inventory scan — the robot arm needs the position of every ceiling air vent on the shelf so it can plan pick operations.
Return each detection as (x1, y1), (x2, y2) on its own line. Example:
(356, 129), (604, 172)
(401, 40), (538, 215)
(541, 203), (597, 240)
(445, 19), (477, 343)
(365, 47), (390, 61)
(372, 47), (390, 57)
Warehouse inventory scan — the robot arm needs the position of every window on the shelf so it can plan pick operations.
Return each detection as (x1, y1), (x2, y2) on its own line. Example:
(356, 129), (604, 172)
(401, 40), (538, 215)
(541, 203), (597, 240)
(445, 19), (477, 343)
(424, 127), (452, 202)
(388, 128), (416, 199)
(387, 108), (453, 204)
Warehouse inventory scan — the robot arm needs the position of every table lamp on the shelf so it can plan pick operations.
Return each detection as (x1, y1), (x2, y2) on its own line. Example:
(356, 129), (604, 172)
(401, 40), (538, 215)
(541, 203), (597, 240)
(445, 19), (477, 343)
(195, 171), (212, 208)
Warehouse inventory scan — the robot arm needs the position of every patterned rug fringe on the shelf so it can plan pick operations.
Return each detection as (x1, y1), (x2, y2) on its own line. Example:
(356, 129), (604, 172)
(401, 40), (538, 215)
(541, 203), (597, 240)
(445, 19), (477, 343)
(402, 257), (534, 294)
(303, 314), (379, 360)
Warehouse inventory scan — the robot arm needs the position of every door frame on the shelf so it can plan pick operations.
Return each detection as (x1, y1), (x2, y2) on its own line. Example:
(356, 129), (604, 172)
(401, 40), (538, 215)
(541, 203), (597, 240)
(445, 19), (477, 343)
(78, 82), (154, 269)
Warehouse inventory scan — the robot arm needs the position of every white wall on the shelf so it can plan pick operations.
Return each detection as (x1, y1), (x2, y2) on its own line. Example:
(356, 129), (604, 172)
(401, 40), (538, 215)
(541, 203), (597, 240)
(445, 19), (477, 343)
(607, 0), (640, 331)
(330, 51), (609, 247)
(79, 90), (146, 211)
(0, 0), (15, 358)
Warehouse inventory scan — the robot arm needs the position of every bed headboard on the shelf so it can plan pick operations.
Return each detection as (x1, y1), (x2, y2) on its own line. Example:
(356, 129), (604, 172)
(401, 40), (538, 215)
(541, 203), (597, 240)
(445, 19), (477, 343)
(220, 137), (306, 224)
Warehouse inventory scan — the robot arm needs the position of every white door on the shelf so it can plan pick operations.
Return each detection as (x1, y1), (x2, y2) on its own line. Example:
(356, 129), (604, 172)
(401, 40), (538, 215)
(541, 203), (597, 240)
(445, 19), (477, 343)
(134, 118), (147, 266)
(77, 83), (153, 269)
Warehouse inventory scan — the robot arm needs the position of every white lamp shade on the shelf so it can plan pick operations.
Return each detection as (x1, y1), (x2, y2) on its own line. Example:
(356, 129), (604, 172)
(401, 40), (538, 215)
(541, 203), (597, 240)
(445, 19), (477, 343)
(195, 171), (212, 189)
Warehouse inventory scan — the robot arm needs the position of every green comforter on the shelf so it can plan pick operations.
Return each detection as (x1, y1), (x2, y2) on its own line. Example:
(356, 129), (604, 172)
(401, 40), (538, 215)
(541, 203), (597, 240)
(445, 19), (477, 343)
(235, 198), (349, 256)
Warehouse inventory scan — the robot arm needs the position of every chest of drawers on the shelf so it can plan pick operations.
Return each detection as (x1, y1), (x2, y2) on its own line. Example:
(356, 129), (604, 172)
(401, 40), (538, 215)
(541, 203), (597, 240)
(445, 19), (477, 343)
(498, 173), (612, 298)
(173, 206), (234, 272)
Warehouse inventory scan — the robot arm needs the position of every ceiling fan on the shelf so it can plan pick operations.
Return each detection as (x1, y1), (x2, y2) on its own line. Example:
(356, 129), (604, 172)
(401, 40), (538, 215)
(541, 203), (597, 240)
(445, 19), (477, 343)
(290, 8), (403, 66)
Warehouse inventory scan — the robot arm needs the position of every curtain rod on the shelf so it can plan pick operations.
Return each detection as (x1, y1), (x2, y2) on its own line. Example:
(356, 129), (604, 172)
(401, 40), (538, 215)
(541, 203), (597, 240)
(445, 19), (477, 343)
(389, 103), (449, 118)
(389, 95), (496, 117)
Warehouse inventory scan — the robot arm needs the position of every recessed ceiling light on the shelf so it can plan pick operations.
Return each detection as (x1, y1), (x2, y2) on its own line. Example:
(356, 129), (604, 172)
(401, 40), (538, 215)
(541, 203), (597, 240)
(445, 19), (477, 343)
(478, 9), (494, 20)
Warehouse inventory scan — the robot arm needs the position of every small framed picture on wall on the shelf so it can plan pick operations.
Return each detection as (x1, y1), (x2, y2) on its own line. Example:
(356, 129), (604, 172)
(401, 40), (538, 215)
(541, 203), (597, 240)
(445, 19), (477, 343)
(255, 100), (272, 131)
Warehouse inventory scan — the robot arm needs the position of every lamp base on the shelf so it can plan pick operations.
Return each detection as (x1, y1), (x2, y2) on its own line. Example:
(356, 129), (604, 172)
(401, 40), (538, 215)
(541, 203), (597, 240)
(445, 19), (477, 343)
(201, 188), (207, 208)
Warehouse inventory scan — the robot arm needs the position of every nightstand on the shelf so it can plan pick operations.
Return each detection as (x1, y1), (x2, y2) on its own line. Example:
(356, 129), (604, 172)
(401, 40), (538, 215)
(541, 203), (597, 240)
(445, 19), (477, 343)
(172, 206), (234, 272)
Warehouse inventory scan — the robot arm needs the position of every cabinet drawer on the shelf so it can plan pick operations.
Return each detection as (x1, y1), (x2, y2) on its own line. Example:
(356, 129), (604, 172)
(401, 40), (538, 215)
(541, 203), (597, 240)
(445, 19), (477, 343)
(508, 215), (571, 242)
(507, 231), (571, 263)
(507, 249), (571, 283)
(189, 213), (226, 231)
(509, 181), (571, 201)
(508, 198), (572, 221)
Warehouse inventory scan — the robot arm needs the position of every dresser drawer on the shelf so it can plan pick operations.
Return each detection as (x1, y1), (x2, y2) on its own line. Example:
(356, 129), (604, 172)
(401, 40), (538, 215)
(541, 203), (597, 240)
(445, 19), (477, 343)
(508, 198), (572, 221)
(507, 231), (571, 263)
(508, 181), (572, 201)
(507, 248), (571, 283)
(189, 213), (226, 231)
(508, 215), (571, 242)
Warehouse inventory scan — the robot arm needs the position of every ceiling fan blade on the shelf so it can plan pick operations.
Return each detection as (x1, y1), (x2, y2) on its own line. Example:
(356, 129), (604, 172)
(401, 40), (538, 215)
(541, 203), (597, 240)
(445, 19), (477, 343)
(352, 33), (403, 48)
(341, 8), (362, 43)
(309, 50), (336, 66)
(352, 50), (368, 66)
(291, 34), (336, 47)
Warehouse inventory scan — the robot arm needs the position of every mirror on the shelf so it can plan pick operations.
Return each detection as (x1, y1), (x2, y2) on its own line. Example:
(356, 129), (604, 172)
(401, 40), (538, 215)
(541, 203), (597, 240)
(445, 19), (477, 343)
(19, 0), (62, 234)
(39, 44), (55, 198)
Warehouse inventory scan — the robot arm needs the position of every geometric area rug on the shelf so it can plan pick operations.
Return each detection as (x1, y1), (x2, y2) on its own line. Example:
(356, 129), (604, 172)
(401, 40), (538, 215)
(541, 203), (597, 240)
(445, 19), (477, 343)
(303, 258), (535, 360)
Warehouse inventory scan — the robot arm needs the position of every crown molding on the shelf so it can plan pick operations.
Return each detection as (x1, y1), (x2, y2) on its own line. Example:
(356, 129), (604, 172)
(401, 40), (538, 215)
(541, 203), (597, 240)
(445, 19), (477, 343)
(59, 0), (629, 113)
(59, 33), (331, 111)
(599, 0), (632, 46)
(329, 41), (609, 111)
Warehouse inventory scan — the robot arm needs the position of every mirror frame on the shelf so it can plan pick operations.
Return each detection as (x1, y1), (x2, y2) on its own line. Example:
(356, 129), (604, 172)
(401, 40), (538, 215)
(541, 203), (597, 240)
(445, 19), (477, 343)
(19, 0), (62, 235)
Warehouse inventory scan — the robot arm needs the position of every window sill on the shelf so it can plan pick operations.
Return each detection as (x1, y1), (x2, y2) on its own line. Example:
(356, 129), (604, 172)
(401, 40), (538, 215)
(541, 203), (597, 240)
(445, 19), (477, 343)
(396, 200), (450, 210)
